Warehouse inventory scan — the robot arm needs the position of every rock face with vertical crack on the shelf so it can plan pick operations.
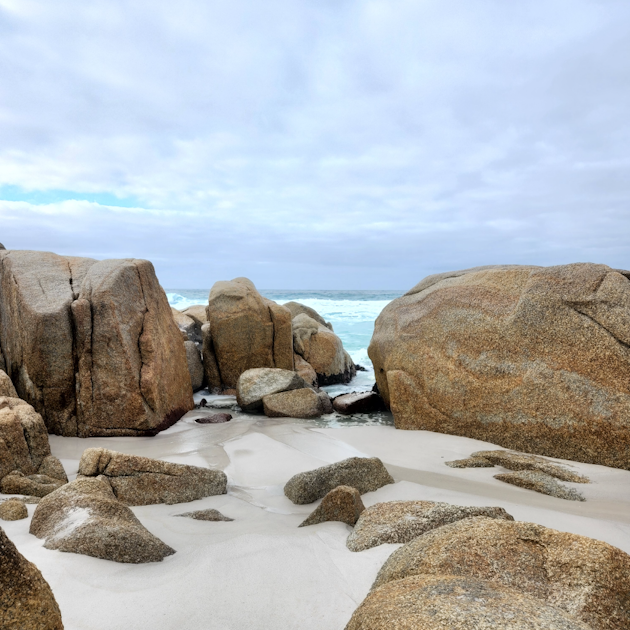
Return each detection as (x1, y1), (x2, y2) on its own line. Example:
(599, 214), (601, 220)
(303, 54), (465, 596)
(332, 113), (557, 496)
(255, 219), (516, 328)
(369, 263), (630, 469)
(78, 448), (227, 506)
(1, 524), (64, 628)
(30, 478), (175, 563)
(0, 250), (193, 436)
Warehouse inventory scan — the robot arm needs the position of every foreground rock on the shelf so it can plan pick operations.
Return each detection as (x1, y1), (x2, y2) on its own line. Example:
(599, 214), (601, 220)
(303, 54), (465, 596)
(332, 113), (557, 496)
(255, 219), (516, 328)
(236, 368), (307, 411)
(1, 525), (64, 629)
(175, 508), (233, 521)
(0, 370), (17, 397)
(203, 278), (294, 390)
(184, 341), (204, 391)
(0, 498), (28, 521)
(284, 457), (394, 504)
(345, 575), (591, 630)
(0, 251), (193, 436)
(372, 516), (630, 630)
(494, 470), (586, 501)
(292, 314), (356, 385)
(195, 413), (232, 424)
(333, 391), (385, 415)
(30, 478), (175, 563)
(369, 263), (630, 469)
(347, 501), (514, 551)
(299, 485), (365, 527)
(262, 388), (331, 419)
(78, 448), (227, 505)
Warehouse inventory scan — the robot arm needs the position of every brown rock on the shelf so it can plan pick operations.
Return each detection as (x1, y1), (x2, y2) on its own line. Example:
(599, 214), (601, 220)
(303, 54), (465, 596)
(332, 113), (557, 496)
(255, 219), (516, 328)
(494, 470), (586, 501)
(347, 500), (514, 552)
(1, 472), (65, 498)
(78, 448), (227, 505)
(236, 367), (307, 411)
(0, 370), (17, 397)
(284, 301), (334, 330)
(30, 478), (175, 563)
(333, 391), (385, 415)
(369, 263), (630, 469)
(294, 354), (318, 387)
(0, 251), (193, 437)
(284, 457), (394, 504)
(317, 390), (334, 414)
(195, 413), (232, 424)
(37, 456), (68, 482)
(262, 387), (324, 419)
(372, 516), (630, 630)
(345, 574), (591, 630)
(0, 498), (28, 521)
(184, 340), (204, 391)
(1, 525), (64, 629)
(175, 508), (233, 521)
(299, 485), (365, 527)
(181, 305), (208, 327)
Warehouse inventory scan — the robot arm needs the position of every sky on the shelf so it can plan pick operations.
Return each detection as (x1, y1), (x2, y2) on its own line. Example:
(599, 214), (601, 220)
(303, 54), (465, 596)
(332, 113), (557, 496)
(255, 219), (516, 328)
(1, 0), (629, 290)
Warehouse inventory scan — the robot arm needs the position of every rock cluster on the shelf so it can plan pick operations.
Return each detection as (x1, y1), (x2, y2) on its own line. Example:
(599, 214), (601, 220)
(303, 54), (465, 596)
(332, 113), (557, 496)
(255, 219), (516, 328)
(1, 525), (64, 629)
(369, 263), (630, 469)
(299, 485), (365, 527)
(78, 448), (227, 506)
(0, 251), (193, 437)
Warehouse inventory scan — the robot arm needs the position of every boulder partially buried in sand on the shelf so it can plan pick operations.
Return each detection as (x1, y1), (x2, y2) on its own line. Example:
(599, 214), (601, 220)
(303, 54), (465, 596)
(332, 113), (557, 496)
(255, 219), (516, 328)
(78, 448), (227, 506)
(369, 263), (630, 469)
(284, 457), (394, 504)
(299, 485), (365, 527)
(30, 478), (175, 563)
(0, 251), (193, 437)
(346, 501), (514, 552)
(236, 368), (307, 411)
(262, 388), (331, 419)
(372, 517), (630, 630)
(0, 498), (28, 521)
(1, 525), (64, 629)
(494, 470), (586, 501)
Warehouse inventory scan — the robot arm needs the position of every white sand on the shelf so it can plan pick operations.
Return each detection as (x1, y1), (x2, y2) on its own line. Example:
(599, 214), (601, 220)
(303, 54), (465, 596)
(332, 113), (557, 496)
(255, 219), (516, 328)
(2, 410), (630, 629)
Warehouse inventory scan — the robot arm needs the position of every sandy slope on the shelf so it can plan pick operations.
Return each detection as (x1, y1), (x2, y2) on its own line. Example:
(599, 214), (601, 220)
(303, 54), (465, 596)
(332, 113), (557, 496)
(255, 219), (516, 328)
(2, 409), (630, 630)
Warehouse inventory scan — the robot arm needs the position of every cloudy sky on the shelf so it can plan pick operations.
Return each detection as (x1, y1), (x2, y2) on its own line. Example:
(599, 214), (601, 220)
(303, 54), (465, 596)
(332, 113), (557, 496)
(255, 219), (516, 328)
(1, 0), (629, 289)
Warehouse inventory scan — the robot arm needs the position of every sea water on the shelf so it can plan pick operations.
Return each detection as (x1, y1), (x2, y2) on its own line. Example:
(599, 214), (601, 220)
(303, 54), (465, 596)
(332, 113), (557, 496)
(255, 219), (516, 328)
(167, 289), (403, 396)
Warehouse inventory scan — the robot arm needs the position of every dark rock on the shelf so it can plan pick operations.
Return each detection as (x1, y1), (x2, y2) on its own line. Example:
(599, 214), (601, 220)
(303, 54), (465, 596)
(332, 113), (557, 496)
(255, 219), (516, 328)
(299, 485), (365, 527)
(355, 364), (368, 372)
(333, 391), (385, 415)
(185, 340), (204, 391)
(195, 413), (232, 424)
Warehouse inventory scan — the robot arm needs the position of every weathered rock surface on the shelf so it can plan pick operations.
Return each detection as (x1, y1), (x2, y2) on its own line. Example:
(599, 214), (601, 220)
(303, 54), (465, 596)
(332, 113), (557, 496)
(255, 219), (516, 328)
(236, 368), (307, 411)
(1, 472), (65, 498)
(445, 456), (494, 468)
(284, 457), (394, 504)
(0, 251), (193, 437)
(495, 470), (586, 501)
(1, 525), (64, 629)
(347, 500), (514, 552)
(0, 370), (17, 397)
(294, 354), (318, 387)
(195, 413), (232, 424)
(30, 478), (175, 563)
(333, 391), (385, 415)
(262, 387), (328, 419)
(203, 278), (294, 390)
(184, 341), (204, 391)
(372, 516), (630, 630)
(37, 456), (68, 483)
(182, 305), (208, 328)
(283, 301), (333, 330)
(0, 498), (28, 521)
(78, 448), (227, 506)
(175, 508), (233, 521)
(317, 390), (334, 414)
(299, 485), (365, 527)
(345, 574), (591, 630)
(369, 263), (630, 469)
(293, 314), (356, 385)
(172, 308), (200, 343)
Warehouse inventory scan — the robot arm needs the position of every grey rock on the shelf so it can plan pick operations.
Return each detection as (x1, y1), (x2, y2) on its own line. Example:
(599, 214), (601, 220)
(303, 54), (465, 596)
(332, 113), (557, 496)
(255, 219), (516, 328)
(284, 457), (394, 505)
(185, 340), (204, 391)
(262, 388), (324, 419)
(175, 508), (233, 521)
(494, 470), (586, 501)
(195, 413), (232, 424)
(236, 368), (307, 411)
(283, 301), (334, 330)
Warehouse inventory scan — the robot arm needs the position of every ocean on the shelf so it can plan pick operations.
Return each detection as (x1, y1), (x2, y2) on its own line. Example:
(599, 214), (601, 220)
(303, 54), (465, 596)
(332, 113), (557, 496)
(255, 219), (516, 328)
(167, 289), (403, 396)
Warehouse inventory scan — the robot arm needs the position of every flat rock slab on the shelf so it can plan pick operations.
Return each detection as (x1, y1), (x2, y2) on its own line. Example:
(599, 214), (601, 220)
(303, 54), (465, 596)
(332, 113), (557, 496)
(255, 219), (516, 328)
(0, 498), (27, 521)
(78, 448), (227, 506)
(175, 509), (233, 521)
(346, 500), (514, 552)
(445, 456), (494, 468)
(30, 478), (175, 564)
(345, 575), (591, 630)
(1, 525), (64, 629)
(284, 457), (394, 504)
(494, 470), (586, 501)
(299, 485), (365, 527)
(332, 392), (385, 415)
(195, 413), (232, 424)
(236, 368), (306, 411)
(372, 516), (630, 630)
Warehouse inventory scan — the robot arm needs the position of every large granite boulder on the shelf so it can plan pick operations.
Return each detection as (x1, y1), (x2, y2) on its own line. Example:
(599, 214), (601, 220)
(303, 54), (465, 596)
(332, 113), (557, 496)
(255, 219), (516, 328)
(345, 575), (591, 630)
(292, 314), (356, 385)
(372, 517), (630, 630)
(236, 368), (307, 411)
(78, 448), (227, 505)
(346, 501), (514, 551)
(1, 525), (64, 629)
(262, 388), (331, 419)
(369, 263), (630, 469)
(333, 391), (385, 415)
(0, 251), (193, 437)
(202, 278), (294, 390)
(0, 498), (28, 521)
(284, 457), (394, 504)
(30, 478), (175, 563)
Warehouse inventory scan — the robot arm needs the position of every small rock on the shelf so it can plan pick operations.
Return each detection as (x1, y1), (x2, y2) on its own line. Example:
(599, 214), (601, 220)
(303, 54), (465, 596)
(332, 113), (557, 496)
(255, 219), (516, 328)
(195, 413), (232, 424)
(299, 485), (365, 527)
(185, 340), (204, 391)
(175, 509), (233, 521)
(0, 370), (17, 397)
(37, 455), (69, 482)
(317, 390), (334, 414)
(263, 387), (325, 418)
(236, 368), (307, 411)
(0, 471), (65, 497)
(0, 498), (28, 521)
(284, 457), (394, 505)
(445, 456), (494, 468)
(346, 500), (514, 552)
(294, 354), (318, 387)
(494, 470), (586, 501)
(332, 391), (385, 415)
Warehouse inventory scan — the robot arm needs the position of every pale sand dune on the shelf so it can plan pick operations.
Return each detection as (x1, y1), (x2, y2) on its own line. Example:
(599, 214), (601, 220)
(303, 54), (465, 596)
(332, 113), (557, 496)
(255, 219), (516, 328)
(2, 410), (629, 629)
